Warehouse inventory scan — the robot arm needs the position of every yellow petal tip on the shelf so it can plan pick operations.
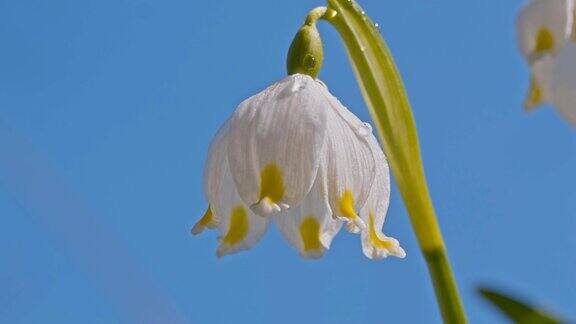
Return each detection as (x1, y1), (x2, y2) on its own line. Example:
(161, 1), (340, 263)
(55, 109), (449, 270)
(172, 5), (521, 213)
(191, 206), (216, 235)
(524, 76), (544, 111)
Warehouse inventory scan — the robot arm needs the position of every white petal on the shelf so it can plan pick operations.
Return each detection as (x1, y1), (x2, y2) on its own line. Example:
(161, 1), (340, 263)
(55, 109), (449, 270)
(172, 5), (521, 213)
(516, 0), (574, 62)
(316, 83), (376, 232)
(192, 121), (231, 235)
(359, 135), (405, 259)
(203, 120), (231, 210)
(533, 43), (576, 125)
(274, 168), (342, 259)
(359, 136), (391, 225)
(213, 167), (271, 257)
(531, 54), (555, 106)
(193, 121), (270, 256)
(227, 74), (329, 216)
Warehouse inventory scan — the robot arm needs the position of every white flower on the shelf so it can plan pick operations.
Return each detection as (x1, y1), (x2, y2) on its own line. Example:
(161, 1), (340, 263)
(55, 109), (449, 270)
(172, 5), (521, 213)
(529, 43), (576, 125)
(516, 0), (574, 64)
(192, 74), (405, 259)
(517, 0), (576, 125)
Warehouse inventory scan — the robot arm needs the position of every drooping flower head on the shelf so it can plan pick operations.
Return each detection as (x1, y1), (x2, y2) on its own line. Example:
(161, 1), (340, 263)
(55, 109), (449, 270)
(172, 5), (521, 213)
(192, 74), (405, 259)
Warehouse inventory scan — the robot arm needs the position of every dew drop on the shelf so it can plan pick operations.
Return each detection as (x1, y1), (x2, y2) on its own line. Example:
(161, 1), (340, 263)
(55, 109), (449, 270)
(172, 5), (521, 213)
(290, 77), (307, 93)
(364, 122), (372, 132)
(326, 9), (338, 19)
(374, 23), (380, 30)
(303, 54), (316, 71)
(316, 79), (328, 89)
(357, 122), (373, 137)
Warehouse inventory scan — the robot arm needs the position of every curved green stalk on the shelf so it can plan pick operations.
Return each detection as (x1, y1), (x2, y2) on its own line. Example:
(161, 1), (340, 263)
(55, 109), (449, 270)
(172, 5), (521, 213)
(321, 1), (467, 322)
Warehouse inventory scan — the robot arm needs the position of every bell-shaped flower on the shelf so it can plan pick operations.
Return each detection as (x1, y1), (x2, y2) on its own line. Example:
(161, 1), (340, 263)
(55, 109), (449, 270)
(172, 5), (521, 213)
(528, 43), (576, 125)
(516, 0), (574, 64)
(192, 74), (405, 259)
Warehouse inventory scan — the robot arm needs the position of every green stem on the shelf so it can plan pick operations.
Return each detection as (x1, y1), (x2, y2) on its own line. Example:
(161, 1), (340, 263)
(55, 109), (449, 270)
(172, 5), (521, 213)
(425, 249), (467, 323)
(321, 1), (467, 322)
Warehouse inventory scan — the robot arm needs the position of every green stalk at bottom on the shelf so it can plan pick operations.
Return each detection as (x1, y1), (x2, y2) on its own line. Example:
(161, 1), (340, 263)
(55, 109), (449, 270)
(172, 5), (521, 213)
(425, 248), (467, 323)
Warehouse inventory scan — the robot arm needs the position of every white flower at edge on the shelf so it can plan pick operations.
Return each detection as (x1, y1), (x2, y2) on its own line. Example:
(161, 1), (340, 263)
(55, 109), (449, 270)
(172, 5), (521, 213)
(516, 0), (574, 64)
(517, 0), (576, 125)
(530, 43), (576, 125)
(192, 74), (405, 259)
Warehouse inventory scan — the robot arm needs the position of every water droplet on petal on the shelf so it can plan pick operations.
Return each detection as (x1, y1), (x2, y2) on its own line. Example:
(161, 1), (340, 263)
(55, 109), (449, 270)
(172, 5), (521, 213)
(364, 122), (372, 132)
(315, 79), (328, 89)
(364, 122), (373, 132)
(357, 122), (373, 137)
(290, 76), (307, 93)
(290, 81), (301, 93)
(374, 23), (380, 30)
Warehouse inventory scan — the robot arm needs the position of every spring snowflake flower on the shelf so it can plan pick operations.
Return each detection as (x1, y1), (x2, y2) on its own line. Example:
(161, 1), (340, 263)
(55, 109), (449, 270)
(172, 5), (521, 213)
(516, 0), (574, 65)
(192, 74), (405, 259)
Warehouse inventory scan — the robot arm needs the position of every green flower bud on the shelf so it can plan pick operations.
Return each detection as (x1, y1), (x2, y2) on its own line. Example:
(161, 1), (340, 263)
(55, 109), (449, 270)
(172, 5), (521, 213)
(286, 8), (326, 79)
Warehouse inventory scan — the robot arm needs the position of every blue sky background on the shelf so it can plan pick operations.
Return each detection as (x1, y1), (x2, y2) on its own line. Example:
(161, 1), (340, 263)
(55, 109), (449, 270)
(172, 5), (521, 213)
(1, 0), (575, 323)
